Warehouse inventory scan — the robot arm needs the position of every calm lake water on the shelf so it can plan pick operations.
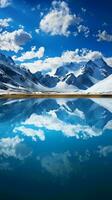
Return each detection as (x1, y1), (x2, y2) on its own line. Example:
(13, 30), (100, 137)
(0, 98), (112, 200)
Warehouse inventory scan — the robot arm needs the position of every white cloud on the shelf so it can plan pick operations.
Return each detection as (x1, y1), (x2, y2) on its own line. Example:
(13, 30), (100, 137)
(61, 49), (101, 63)
(0, 0), (11, 8)
(77, 25), (90, 38)
(97, 30), (112, 42)
(0, 18), (12, 28)
(0, 28), (32, 52)
(39, 1), (89, 38)
(21, 48), (102, 73)
(21, 57), (63, 73)
(14, 126), (45, 141)
(22, 111), (102, 139)
(0, 136), (23, 158)
(0, 136), (32, 162)
(39, 0), (82, 36)
(40, 12), (44, 17)
(35, 28), (40, 34)
(13, 46), (45, 61)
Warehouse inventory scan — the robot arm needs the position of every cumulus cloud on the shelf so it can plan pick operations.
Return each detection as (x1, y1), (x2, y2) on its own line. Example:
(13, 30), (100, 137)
(21, 48), (102, 73)
(21, 57), (63, 73)
(39, 0), (82, 36)
(0, 0), (12, 8)
(61, 49), (102, 63)
(13, 46), (45, 61)
(0, 28), (32, 52)
(97, 30), (112, 42)
(0, 18), (12, 28)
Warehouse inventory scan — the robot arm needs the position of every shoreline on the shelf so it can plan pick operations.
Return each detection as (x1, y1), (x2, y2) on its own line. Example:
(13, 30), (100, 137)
(0, 93), (112, 99)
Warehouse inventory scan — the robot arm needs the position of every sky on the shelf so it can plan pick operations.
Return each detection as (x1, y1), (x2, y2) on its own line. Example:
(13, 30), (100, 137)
(0, 0), (112, 73)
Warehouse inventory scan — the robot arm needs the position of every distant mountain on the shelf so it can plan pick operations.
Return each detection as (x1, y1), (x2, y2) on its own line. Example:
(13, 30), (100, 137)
(83, 58), (112, 81)
(55, 62), (85, 78)
(54, 58), (112, 90)
(62, 58), (112, 89)
(0, 53), (112, 93)
(33, 71), (59, 88)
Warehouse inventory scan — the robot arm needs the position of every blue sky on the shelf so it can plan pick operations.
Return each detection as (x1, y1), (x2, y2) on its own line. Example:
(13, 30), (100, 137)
(0, 0), (112, 73)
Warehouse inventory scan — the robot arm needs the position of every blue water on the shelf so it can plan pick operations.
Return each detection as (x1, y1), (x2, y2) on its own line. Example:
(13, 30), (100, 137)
(0, 98), (112, 200)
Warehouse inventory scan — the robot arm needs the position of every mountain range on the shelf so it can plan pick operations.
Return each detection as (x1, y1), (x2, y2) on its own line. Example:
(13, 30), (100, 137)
(0, 53), (112, 94)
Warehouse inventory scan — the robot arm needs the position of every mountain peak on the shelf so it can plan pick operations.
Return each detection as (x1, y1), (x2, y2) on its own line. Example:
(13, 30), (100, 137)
(63, 73), (77, 85)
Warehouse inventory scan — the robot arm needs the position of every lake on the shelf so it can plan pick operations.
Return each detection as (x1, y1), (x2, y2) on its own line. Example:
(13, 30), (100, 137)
(0, 98), (112, 200)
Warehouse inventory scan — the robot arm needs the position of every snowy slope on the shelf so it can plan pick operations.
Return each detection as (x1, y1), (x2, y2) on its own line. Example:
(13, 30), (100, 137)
(87, 75), (112, 94)
(52, 81), (79, 93)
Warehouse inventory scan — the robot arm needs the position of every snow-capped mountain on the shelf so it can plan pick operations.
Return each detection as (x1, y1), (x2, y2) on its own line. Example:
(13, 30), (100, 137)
(33, 71), (59, 88)
(55, 62), (85, 78)
(0, 53), (112, 93)
(87, 74), (112, 94)
(62, 58), (112, 89)
(0, 53), (40, 92)
(54, 58), (112, 90)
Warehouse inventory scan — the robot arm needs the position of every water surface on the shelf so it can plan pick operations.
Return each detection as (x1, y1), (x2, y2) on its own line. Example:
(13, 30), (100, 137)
(0, 98), (112, 200)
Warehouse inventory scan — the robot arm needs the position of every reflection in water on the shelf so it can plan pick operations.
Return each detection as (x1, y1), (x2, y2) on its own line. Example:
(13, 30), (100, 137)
(37, 151), (73, 178)
(0, 98), (112, 199)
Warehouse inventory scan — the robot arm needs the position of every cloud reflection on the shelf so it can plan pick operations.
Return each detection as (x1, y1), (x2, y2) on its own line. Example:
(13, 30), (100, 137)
(0, 98), (112, 172)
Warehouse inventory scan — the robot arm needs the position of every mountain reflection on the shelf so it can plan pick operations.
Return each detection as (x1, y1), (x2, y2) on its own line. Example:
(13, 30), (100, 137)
(0, 98), (112, 162)
(0, 98), (112, 141)
(0, 98), (112, 199)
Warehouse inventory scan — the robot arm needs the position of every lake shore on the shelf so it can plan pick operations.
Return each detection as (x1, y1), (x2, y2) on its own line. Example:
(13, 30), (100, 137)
(0, 93), (112, 99)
